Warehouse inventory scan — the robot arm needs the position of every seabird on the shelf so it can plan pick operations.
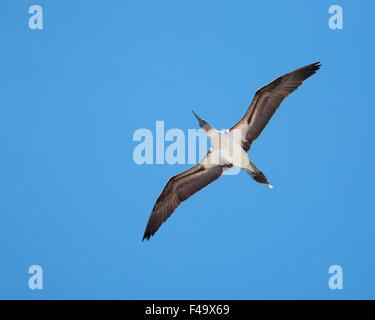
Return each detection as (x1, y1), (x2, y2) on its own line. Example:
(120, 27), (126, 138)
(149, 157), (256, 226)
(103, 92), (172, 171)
(143, 62), (321, 241)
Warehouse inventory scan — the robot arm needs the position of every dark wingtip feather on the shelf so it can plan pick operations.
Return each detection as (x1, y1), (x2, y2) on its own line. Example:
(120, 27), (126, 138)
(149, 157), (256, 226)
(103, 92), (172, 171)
(291, 61), (322, 83)
(142, 225), (151, 241)
(305, 61), (322, 74)
(142, 233), (151, 242)
(142, 227), (153, 241)
(142, 216), (159, 241)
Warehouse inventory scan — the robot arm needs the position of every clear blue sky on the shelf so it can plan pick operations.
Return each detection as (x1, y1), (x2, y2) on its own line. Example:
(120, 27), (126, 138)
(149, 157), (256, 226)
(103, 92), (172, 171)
(1, 0), (374, 299)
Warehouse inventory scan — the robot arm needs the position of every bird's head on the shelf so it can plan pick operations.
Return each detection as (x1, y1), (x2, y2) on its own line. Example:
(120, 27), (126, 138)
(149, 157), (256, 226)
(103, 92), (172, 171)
(192, 110), (211, 131)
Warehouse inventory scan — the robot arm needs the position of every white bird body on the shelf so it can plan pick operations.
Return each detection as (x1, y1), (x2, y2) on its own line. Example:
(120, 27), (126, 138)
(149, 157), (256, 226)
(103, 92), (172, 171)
(206, 128), (253, 172)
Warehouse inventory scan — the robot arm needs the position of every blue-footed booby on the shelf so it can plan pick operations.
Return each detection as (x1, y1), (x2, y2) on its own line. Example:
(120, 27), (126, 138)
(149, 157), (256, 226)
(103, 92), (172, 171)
(143, 62), (321, 241)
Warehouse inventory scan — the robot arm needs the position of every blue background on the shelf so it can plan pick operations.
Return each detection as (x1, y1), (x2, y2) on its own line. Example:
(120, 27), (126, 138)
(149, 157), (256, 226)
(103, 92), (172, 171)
(1, 0), (374, 299)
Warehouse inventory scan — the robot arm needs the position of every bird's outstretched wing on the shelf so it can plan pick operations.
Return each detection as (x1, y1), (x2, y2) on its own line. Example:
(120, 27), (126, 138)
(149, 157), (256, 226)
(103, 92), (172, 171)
(142, 151), (231, 241)
(230, 62), (321, 151)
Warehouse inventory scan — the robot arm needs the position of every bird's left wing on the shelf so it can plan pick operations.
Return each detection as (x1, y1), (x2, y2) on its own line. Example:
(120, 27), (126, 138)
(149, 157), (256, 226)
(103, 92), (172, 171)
(142, 150), (231, 241)
(230, 62), (321, 151)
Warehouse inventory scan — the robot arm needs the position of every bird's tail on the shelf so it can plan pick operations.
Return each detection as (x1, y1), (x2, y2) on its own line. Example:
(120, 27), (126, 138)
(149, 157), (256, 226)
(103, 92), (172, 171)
(243, 167), (273, 189)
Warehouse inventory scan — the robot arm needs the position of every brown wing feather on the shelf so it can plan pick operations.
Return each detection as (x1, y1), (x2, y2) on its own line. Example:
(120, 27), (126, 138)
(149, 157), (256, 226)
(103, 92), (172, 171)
(231, 62), (321, 151)
(142, 152), (230, 241)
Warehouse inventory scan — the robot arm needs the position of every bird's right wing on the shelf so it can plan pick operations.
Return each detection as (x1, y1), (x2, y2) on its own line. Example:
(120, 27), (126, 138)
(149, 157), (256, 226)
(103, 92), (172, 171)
(142, 150), (231, 241)
(230, 62), (321, 151)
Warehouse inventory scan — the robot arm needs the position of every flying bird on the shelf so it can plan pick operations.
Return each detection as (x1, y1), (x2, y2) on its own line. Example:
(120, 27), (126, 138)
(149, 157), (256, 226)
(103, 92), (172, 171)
(143, 62), (321, 241)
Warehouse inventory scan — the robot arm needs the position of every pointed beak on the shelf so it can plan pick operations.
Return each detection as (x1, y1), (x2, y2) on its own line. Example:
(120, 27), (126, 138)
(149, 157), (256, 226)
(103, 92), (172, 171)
(192, 110), (202, 122)
(192, 110), (206, 128)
